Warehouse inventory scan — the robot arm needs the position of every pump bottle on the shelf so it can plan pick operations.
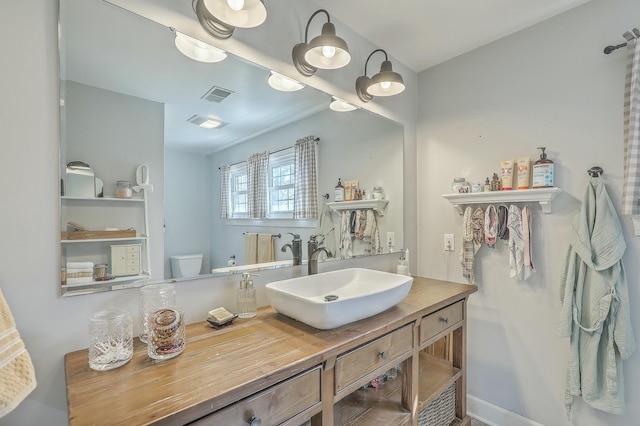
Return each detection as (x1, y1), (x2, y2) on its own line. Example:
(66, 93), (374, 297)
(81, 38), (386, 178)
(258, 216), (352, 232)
(532, 147), (554, 188)
(237, 273), (257, 318)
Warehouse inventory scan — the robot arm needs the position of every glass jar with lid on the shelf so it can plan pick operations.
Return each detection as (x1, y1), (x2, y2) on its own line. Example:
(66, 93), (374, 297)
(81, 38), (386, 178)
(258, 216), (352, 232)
(115, 181), (133, 198)
(372, 186), (385, 200)
(451, 178), (470, 194)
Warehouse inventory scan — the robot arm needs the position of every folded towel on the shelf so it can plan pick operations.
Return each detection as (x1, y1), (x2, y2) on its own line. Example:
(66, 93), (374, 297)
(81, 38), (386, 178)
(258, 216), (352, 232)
(66, 268), (93, 274)
(257, 233), (275, 263)
(66, 262), (94, 269)
(66, 276), (94, 284)
(0, 290), (37, 417)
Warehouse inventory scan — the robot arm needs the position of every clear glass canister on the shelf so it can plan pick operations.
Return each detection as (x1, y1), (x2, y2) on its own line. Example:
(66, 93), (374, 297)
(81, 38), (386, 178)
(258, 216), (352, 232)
(372, 186), (385, 200)
(147, 305), (185, 360)
(451, 178), (470, 194)
(88, 309), (133, 371)
(139, 283), (177, 343)
(115, 180), (133, 198)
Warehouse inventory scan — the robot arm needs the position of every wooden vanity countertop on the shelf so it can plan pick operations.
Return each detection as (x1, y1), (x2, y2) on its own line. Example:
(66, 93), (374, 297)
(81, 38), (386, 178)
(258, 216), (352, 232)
(64, 276), (476, 425)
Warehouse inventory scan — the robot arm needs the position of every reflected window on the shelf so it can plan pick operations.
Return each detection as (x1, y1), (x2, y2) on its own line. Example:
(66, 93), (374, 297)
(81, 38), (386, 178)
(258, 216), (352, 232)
(269, 150), (295, 216)
(230, 164), (248, 217)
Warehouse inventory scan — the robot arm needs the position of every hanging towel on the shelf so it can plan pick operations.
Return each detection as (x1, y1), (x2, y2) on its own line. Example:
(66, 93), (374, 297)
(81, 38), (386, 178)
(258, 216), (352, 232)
(507, 205), (524, 279)
(369, 214), (381, 255)
(257, 233), (275, 263)
(497, 205), (509, 240)
(559, 176), (635, 416)
(484, 205), (498, 248)
(460, 207), (483, 284)
(244, 233), (258, 264)
(339, 211), (353, 259)
(0, 290), (37, 418)
(522, 205), (535, 279)
(318, 203), (336, 256)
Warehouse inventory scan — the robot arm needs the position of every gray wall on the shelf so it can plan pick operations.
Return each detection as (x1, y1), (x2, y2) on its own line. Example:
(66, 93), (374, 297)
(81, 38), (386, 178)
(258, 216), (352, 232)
(418, 0), (640, 424)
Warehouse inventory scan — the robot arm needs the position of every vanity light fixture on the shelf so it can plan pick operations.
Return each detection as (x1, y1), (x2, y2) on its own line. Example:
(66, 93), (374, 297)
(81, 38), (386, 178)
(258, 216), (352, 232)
(329, 97), (357, 112)
(267, 71), (305, 92)
(292, 9), (351, 76)
(355, 49), (405, 102)
(174, 30), (227, 63)
(195, 0), (267, 40)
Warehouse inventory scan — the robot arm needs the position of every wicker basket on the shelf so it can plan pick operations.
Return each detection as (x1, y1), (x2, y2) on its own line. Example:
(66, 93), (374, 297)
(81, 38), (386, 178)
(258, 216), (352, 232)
(418, 383), (456, 426)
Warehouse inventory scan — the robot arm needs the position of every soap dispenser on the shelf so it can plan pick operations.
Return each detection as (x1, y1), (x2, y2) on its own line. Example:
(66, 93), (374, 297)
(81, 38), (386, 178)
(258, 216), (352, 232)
(237, 273), (257, 319)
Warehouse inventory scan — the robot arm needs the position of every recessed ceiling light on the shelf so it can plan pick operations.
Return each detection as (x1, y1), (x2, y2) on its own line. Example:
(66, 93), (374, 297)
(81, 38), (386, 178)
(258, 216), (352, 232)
(267, 71), (304, 92)
(187, 114), (227, 129)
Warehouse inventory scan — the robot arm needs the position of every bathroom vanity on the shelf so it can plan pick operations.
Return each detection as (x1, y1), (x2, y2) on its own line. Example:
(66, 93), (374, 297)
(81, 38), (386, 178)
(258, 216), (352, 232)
(64, 276), (476, 425)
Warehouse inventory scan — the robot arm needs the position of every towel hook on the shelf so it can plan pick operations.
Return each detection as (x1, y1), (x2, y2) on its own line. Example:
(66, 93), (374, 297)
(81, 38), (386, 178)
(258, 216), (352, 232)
(588, 166), (603, 177)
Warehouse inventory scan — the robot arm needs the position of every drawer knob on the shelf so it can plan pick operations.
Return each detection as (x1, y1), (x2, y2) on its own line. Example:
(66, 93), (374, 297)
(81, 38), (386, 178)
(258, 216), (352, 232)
(378, 350), (388, 359)
(440, 317), (449, 324)
(248, 415), (262, 426)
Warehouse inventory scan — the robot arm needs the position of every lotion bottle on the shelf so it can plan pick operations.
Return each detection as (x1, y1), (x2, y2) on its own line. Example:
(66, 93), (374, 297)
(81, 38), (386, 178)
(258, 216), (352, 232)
(237, 273), (257, 319)
(334, 178), (345, 202)
(532, 147), (554, 188)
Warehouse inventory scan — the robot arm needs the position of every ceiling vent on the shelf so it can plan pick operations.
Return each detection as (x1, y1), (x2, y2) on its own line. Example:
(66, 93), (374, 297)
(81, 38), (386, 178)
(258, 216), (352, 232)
(201, 85), (234, 103)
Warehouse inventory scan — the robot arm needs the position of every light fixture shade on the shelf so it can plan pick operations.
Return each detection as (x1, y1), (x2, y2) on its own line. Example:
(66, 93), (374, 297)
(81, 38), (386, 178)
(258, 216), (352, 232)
(268, 71), (304, 92)
(330, 97), (357, 112)
(366, 60), (405, 97)
(174, 31), (227, 63)
(202, 0), (267, 28)
(304, 23), (351, 70)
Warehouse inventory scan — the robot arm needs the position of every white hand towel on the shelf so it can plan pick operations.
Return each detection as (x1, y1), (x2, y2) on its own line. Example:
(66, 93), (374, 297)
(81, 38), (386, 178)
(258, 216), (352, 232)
(244, 233), (258, 265)
(66, 261), (94, 269)
(257, 233), (275, 263)
(0, 290), (37, 418)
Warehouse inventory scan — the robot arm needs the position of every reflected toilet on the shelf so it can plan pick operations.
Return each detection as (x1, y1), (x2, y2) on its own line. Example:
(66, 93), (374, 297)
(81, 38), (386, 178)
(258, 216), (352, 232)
(170, 254), (203, 278)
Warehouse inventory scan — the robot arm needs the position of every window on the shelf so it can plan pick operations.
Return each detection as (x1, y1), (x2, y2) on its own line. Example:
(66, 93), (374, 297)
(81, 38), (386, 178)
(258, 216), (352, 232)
(227, 149), (296, 219)
(230, 163), (248, 218)
(268, 150), (295, 217)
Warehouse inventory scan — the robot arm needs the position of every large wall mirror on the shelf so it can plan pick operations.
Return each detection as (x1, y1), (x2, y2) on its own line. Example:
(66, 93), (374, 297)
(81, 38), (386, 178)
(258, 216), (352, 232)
(59, 0), (404, 295)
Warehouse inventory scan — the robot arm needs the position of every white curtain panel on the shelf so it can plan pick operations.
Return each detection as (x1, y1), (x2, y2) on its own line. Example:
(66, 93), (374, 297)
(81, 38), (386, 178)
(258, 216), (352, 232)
(247, 151), (269, 218)
(294, 135), (318, 219)
(622, 29), (640, 215)
(219, 163), (230, 218)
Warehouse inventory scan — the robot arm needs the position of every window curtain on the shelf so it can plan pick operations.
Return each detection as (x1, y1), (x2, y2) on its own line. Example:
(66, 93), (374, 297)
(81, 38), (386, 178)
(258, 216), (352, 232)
(247, 151), (269, 218)
(294, 135), (318, 219)
(219, 164), (230, 218)
(622, 28), (640, 215)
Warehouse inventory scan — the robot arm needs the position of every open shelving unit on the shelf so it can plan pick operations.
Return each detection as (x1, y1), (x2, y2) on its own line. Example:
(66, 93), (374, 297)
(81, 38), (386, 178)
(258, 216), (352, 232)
(442, 187), (562, 214)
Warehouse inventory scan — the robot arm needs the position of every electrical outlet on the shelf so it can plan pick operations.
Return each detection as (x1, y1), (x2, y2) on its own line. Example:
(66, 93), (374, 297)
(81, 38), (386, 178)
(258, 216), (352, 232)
(387, 232), (395, 249)
(444, 234), (454, 251)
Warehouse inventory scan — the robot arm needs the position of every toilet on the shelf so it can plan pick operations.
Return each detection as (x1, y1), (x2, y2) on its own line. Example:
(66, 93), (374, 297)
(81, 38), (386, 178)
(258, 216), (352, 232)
(170, 254), (203, 278)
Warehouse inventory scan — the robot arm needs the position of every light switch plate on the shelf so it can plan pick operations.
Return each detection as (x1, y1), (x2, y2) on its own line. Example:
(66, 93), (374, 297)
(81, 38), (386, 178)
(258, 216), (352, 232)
(444, 234), (454, 251)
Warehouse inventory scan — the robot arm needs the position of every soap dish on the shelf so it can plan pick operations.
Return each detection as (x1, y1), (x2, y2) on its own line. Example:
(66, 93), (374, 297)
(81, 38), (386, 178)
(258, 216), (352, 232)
(206, 315), (238, 328)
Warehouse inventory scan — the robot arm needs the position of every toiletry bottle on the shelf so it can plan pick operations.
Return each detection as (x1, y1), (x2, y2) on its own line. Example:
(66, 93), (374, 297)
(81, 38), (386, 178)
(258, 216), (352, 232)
(516, 157), (531, 189)
(532, 147), (554, 188)
(237, 273), (257, 319)
(396, 250), (408, 275)
(484, 177), (491, 192)
(334, 178), (345, 202)
(345, 180), (352, 201)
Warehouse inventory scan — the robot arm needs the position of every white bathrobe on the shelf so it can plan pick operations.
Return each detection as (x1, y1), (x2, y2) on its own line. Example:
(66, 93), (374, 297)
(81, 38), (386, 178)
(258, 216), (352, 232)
(559, 177), (635, 416)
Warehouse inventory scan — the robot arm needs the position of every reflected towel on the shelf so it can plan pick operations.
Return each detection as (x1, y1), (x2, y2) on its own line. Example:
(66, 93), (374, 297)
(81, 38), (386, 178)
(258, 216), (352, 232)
(0, 290), (37, 418)
(257, 234), (275, 263)
(244, 233), (258, 265)
(66, 261), (94, 269)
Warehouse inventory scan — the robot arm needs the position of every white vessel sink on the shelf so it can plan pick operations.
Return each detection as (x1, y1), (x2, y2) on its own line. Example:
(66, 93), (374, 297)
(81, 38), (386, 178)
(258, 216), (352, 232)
(265, 268), (413, 330)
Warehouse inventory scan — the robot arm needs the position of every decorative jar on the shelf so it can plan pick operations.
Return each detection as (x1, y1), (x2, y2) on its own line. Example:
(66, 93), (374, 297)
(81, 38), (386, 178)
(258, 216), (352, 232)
(451, 178), (470, 194)
(147, 305), (185, 360)
(139, 283), (176, 343)
(88, 309), (133, 371)
(115, 181), (133, 198)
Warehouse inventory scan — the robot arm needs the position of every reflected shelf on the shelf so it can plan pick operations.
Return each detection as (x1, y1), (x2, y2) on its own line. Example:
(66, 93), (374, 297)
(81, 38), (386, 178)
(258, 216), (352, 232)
(326, 200), (389, 216)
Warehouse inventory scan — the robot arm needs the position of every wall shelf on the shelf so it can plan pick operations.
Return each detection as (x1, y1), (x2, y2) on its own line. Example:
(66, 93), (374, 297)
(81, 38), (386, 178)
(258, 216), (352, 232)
(442, 187), (562, 214)
(326, 199), (389, 216)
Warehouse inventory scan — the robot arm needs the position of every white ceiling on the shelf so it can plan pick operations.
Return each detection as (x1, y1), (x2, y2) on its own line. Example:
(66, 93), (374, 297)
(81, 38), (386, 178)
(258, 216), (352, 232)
(314, 0), (592, 72)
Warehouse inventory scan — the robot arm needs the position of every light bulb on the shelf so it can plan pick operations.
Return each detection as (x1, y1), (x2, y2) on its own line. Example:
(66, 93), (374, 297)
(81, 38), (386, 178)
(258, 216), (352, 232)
(322, 45), (336, 59)
(227, 0), (244, 11)
(380, 81), (392, 90)
(193, 43), (209, 61)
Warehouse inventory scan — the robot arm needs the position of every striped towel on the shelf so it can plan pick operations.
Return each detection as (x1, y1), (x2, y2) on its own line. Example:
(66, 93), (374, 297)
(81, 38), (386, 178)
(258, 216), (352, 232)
(0, 290), (36, 417)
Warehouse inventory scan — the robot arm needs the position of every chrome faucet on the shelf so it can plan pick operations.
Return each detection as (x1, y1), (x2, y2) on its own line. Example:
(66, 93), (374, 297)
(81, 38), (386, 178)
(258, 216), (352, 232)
(281, 233), (302, 266)
(308, 235), (333, 275)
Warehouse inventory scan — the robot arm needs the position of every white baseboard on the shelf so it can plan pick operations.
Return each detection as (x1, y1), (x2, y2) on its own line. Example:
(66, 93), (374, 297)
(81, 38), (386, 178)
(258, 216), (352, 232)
(467, 395), (545, 426)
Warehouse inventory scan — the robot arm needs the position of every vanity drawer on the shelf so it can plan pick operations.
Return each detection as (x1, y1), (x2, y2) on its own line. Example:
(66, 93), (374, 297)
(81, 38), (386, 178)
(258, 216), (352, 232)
(420, 301), (463, 345)
(335, 324), (413, 394)
(192, 366), (321, 426)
